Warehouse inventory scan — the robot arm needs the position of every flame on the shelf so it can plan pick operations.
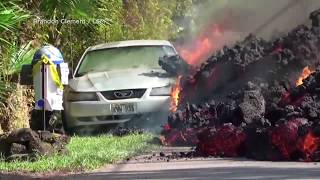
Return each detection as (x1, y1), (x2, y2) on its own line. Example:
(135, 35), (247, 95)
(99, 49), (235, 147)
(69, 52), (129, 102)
(177, 24), (223, 66)
(180, 38), (213, 65)
(303, 132), (318, 160)
(296, 66), (315, 86)
(170, 75), (182, 112)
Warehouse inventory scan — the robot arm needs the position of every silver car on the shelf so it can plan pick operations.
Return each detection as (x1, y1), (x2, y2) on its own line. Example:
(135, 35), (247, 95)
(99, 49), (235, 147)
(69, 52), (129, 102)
(63, 40), (177, 131)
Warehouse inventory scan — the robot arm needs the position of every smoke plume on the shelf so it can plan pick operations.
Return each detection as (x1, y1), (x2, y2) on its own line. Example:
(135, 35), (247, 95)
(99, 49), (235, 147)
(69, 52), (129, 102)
(175, 0), (320, 65)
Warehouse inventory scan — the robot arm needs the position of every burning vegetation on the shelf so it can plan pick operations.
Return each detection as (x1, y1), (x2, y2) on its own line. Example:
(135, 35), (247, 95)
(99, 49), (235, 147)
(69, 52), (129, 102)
(160, 9), (320, 162)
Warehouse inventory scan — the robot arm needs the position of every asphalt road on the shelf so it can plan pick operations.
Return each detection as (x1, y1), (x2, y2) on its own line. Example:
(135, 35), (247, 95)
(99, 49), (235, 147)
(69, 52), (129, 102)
(65, 158), (320, 180)
(51, 147), (320, 180)
(2, 147), (320, 180)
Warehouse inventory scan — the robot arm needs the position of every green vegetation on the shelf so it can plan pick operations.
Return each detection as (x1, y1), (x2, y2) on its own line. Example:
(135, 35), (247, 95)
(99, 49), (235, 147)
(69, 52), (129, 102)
(0, 2), (33, 132)
(0, 0), (194, 133)
(0, 134), (153, 172)
(0, 0), (195, 173)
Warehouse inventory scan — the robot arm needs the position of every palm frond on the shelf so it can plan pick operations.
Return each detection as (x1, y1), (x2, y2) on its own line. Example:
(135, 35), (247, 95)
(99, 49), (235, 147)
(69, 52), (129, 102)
(8, 41), (37, 75)
(0, 2), (30, 44)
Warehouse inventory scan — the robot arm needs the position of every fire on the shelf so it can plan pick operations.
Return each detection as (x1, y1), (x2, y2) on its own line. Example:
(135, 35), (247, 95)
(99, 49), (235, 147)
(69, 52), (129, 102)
(180, 38), (213, 65)
(170, 75), (182, 112)
(296, 66), (315, 86)
(177, 24), (223, 66)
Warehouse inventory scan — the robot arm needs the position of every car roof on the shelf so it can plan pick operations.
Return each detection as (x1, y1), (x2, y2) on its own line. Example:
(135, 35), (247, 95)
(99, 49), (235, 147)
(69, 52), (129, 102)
(88, 40), (174, 51)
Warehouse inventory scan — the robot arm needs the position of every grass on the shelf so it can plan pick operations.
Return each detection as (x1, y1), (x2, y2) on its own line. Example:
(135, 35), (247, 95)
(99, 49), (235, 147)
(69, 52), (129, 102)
(0, 133), (154, 173)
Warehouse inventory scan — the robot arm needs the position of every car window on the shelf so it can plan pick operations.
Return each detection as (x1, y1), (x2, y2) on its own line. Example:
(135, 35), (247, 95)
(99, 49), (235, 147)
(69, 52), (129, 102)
(76, 45), (176, 76)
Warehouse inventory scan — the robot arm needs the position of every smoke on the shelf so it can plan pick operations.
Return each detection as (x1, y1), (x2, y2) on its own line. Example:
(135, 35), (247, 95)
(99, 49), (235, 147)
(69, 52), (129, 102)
(175, 0), (320, 65)
(217, 0), (319, 39)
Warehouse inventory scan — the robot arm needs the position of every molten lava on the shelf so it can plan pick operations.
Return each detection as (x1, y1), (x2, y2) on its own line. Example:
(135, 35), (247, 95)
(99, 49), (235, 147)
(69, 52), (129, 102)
(160, 128), (199, 146)
(302, 132), (319, 160)
(160, 10), (320, 162)
(170, 75), (182, 112)
(268, 119), (306, 160)
(296, 66), (315, 86)
(197, 124), (247, 157)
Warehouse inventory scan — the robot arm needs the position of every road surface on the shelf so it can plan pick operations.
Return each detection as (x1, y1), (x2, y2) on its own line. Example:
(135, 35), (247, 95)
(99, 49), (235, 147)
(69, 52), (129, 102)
(2, 147), (320, 180)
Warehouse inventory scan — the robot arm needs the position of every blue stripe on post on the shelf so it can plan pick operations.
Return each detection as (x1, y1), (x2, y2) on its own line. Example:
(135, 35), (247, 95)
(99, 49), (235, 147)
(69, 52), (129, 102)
(37, 99), (45, 107)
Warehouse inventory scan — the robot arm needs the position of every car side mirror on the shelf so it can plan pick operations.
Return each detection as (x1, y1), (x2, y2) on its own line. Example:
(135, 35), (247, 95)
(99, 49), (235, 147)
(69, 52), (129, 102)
(20, 64), (33, 85)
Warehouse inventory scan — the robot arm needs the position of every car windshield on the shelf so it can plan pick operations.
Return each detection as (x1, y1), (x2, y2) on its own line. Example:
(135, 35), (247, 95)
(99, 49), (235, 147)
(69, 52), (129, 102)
(76, 45), (176, 76)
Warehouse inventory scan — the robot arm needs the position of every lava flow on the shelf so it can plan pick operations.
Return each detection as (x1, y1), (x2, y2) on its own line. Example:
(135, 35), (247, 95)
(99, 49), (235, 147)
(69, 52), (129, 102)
(302, 132), (319, 161)
(296, 66), (315, 86)
(170, 75), (182, 112)
(160, 8), (320, 162)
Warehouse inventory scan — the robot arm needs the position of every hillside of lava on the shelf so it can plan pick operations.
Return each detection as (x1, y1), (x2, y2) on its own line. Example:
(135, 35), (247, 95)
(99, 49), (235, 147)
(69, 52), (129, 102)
(159, 9), (320, 162)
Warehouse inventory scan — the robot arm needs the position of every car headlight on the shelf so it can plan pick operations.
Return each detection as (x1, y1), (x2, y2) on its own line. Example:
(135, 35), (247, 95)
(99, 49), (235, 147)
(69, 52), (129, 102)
(66, 91), (99, 101)
(150, 85), (171, 96)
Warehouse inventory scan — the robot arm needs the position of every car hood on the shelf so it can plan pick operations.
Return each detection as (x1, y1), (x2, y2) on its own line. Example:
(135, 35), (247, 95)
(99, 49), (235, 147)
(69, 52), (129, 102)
(69, 68), (175, 92)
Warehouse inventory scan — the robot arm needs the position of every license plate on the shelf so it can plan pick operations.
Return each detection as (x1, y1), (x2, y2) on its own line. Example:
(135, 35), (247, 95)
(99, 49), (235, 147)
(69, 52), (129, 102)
(111, 103), (136, 114)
